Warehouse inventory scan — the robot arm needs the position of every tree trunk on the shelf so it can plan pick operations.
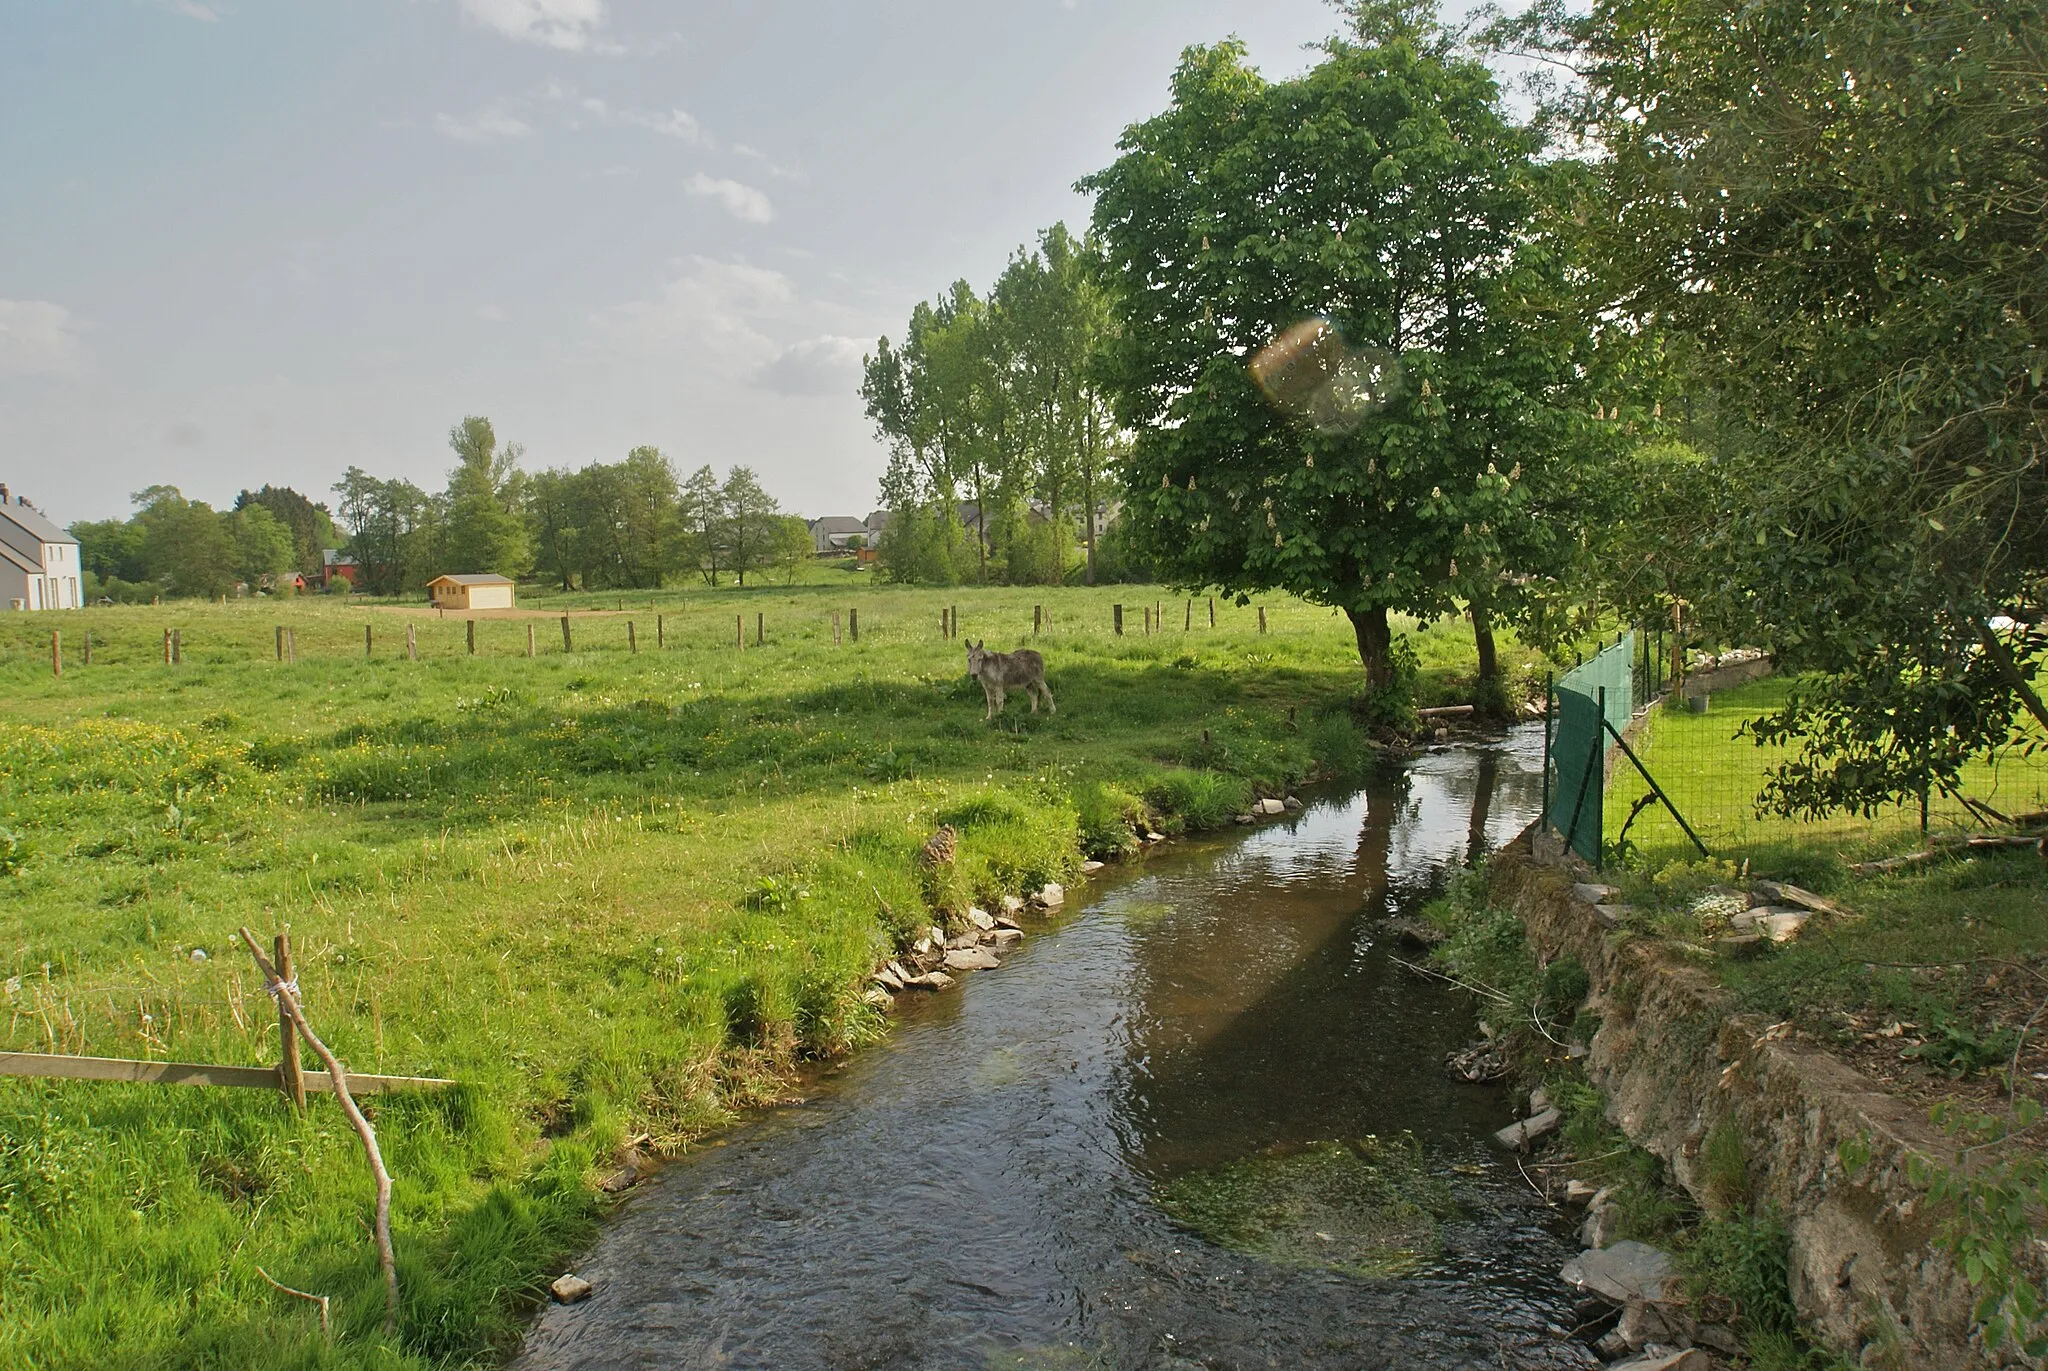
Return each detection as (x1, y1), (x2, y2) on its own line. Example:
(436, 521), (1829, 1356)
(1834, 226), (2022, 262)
(1472, 604), (1499, 685)
(1345, 604), (1394, 689)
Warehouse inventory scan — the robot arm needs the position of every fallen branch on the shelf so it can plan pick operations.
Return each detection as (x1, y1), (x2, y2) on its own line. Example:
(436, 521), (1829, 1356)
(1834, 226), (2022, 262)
(1388, 954), (1512, 1005)
(254, 1265), (331, 1340)
(1850, 834), (2044, 876)
(239, 928), (399, 1338)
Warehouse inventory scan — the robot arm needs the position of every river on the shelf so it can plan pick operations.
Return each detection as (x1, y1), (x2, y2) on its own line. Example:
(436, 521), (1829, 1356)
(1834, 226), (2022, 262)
(514, 727), (1597, 1370)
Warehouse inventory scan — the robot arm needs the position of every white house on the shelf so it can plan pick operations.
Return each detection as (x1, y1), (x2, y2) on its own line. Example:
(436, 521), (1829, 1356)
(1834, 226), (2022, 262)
(0, 485), (81, 611)
(808, 515), (869, 555)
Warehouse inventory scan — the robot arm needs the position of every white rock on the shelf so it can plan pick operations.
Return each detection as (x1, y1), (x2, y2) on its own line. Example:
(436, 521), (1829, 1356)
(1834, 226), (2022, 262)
(1283, 796), (1304, 811)
(189, 948), (209, 964)
(1256, 797), (1287, 816)
(870, 965), (904, 990)
(1607, 1350), (1708, 1371)
(887, 960), (912, 982)
(1529, 1086), (1552, 1113)
(1571, 882), (1621, 905)
(902, 971), (955, 991)
(1559, 1240), (1678, 1305)
(912, 938), (933, 956)
(1080, 861), (1104, 873)
(966, 907), (996, 931)
(943, 947), (1001, 972)
(861, 988), (894, 1009)
(1494, 1107), (1561, 1152)
(550, 1273), (593, 1304)
(1036, 883), (1065, 907)
(991, 928), (1023, 945)
(1000, 894), (1026, 915)
(1563, 1178), (1599, 1205)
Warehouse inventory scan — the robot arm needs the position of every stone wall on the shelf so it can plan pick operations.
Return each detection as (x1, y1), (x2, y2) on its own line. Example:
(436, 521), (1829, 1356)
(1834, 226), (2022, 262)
(1492, 836), (2033, 1370)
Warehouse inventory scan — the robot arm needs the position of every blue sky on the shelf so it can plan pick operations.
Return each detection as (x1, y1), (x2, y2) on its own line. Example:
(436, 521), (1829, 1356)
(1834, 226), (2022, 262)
(0, 0), (1342, 525)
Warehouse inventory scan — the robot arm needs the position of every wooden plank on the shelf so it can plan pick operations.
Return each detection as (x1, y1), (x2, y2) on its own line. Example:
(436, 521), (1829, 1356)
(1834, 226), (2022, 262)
(0, 1052), (452, 1094)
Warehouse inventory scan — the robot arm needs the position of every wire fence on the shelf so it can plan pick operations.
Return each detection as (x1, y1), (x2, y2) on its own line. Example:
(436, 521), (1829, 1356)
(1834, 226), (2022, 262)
(1546, 633), (2048, 869)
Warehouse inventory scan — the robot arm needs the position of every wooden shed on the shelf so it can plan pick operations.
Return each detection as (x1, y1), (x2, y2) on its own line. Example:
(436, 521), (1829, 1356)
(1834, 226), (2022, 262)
(426, 573), (515, 611)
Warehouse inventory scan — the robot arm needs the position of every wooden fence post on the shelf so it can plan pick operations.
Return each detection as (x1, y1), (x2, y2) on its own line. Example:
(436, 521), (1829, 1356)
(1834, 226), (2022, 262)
(950, 605), (958, 640)
(657, 615), (665, 649)
(526, 624), (535, 658)
(561, 615), (572, 653)
(163, 629), (172, 665)
(172, 629), (181, 664)
(736, 614), (744, 650)
(365, 624), (372, 658)
(467, 620), (475, 655)
(1258, 606), (1268, 634)
(275, 931), (305, 1111)
(628, 621), (637, 654)
(849, 608), (858, 642)
(275, 625), (284, 662)
(756, 612), (764, 647)
(407, 624), (417, 661)
(1114, 604), (1123, 636)
(833, 610), (841, 646)
(50, 630), (60, 678)
(1185, 599), (1192, 631)
(1034, 605), (1042, 635)
(940, 607), (949, 637)
(82, 630), (91, 667)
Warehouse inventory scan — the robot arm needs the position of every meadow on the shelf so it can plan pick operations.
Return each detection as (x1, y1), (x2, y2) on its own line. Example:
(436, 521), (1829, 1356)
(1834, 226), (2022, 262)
(0, 572), (1537, 1370)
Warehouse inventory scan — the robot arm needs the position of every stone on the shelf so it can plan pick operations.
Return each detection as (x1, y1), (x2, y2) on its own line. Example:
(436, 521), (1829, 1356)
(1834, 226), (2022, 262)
(1572, 882), (1622, 905)
(1752, 879), (1844, 918)
(1592, 903), (1632, 930)
(1493, 1107), (1561, 1151)
(1036, 883), (1065, 907)
(1143, 830), (1166, 843)
(1580, 1193), (1621, 1250)
(550, 1273), (593, 1304)
(1000, 894), (1027, 915)
(929, 925), (946, 946)
(1593, 1329), (1632, 1360)
(912, 937), (934, 956)
(1529, 1086), (1553, 1113)
(887, 960), (912, 982)
(994, 912), (1023, 931)
(1559, 1240), (1678, 1306)
(861, 988), (894, 1009)
(991, 928), (1023, 945)
(901, 971), (954, 991)
(870, 965), (904, 991)
(966, 907), (996, 931)
(1235, 814), (1255, 825)
(1566, 1042), (1589, 1059)
(1283, 795), (1304, 811)
(1607, 1350), (1708, 1371)
(945, 932), (983, 951)
(1256, 797), (1287, 816)
(1080, 860), (1104, 873)
(1759, 909), (1809, 943)
(1618, 1296), (1695, 1350)
(1382, 915), (1446, 948)
(1563, 1178), (1600, 1204)
(943, 947), (1001, 972)
(1693, 1323), (1742, 1356)
(1714, 932), (1768, 958)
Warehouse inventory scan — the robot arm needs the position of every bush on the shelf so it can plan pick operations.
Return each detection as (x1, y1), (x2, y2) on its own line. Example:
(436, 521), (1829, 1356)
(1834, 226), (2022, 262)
(1143, 770), (1250, 833)
(1074, 780), (1144, 858)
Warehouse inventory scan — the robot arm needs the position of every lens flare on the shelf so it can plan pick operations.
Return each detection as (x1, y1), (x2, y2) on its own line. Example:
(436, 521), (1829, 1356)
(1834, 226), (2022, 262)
(1249, 319), (1401, 435)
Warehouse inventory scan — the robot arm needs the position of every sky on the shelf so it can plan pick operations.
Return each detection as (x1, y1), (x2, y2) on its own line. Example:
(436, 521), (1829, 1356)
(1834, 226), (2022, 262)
(0, 0), (1346, 526)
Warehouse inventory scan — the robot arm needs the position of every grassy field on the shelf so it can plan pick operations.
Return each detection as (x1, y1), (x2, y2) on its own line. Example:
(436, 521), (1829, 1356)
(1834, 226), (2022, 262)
(0, 576), (1535, 1370)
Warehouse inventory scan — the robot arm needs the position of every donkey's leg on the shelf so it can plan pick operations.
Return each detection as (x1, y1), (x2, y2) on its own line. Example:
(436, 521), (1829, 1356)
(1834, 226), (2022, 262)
(982, 680), (997, 720)
(1027, 683), (1040, 714)
(989, 686), (1006, 719)
(1037, 680), (1056, 714)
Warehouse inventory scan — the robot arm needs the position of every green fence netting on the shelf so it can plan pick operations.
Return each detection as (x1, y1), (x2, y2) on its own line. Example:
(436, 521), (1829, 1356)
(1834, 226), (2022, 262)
(1544, 632), (1635, 864)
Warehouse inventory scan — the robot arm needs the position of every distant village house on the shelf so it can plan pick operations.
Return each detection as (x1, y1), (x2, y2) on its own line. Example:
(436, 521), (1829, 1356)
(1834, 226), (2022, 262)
(0, 484), (82, 611)
(426, 573), (515, 610)
(322, 548), (360, 589)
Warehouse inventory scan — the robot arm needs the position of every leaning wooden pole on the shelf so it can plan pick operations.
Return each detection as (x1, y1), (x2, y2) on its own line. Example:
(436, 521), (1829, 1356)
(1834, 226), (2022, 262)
(238, 928), (399, 1337)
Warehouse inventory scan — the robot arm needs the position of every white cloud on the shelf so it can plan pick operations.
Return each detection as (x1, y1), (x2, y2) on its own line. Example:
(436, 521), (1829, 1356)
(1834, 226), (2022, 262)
(684, 173), (773, 224)
(753, 336), (865, 396)
(0, 300), (85, 378)
(455, 0), (608, 52)
(621, 107), (711, 147)
(436, 107), (532, 142)
(595, 258), (795, 360)
(733, 143), (800, 179)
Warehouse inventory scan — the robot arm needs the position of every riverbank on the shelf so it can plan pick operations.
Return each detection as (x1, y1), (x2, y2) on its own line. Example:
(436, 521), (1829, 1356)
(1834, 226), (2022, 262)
(0, 588), (1548, 1369)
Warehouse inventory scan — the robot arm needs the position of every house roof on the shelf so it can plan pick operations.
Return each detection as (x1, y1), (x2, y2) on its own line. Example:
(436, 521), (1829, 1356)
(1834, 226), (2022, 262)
(0, 498), (76, 547)
(427, 573), (515, 587)
(809, 515), (867, 535)
(322, 548), (358, 567)
(0, 540), (38, 575)
(864, 509), (892, 530)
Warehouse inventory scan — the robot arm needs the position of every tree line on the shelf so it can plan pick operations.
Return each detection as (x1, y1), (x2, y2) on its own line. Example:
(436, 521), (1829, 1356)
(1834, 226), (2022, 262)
(73, 419), (815, 601)
(861, 223), (1132, 587)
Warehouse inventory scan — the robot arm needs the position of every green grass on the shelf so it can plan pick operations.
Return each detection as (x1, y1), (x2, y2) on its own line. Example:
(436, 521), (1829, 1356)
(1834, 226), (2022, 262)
(1606, 675), (2048, 869)
(0, 579), (1529, 1370)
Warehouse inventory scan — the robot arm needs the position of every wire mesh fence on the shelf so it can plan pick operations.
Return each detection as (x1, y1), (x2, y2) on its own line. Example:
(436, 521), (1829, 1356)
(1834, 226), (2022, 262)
(1543, 631), (2048, 869)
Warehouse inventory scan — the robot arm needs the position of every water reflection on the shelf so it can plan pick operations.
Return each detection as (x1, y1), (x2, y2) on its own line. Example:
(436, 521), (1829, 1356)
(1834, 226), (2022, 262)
(514, 727), (1593, 1371)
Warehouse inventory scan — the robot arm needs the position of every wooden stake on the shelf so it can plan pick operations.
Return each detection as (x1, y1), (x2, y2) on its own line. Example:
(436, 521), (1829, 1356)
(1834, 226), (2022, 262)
(628, 621), (637, 654)
(832, 610), (841, 646)
(172, 629), (182, 664)
(275, 625), (285, 662)
(940, 607), (949, 637)
(364, 624), (372, 658)
(82, 630), (91, 667)
(1185, 599), (1192, 631)
(50, 629), (60, 677)
(657, 614), (665, 649)
(1258, 606), (1268, 634)
(527, 623), (535, 658)
(755, 612), (764, 647)
(736, 614), (744, 650)
(164, 629), (172, 665)
(466, 620), (475, 655)
(407, 624), (417, 661)
(238, 928), (399, 1337)
(1034, 605), (1042, 635)
(1209, 596), (1216, 628)
(1114, 604), (1124, 636)
(950, 604), (958, 639)
(275, 932), (305, 1111)
(849, 607), (858, 642)
(561, 615), (572, 653)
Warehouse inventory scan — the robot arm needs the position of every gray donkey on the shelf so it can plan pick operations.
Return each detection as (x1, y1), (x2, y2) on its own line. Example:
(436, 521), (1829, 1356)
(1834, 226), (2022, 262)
(965, 640), (1056, 720)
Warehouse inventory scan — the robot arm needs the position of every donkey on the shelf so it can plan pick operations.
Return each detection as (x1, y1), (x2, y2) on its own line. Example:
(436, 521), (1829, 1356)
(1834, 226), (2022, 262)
(965, 640), (1056, 721)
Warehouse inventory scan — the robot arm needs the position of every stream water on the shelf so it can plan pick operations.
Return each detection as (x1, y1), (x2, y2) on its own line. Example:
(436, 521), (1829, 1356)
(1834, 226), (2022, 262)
(514, 727), (1599, 1371)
